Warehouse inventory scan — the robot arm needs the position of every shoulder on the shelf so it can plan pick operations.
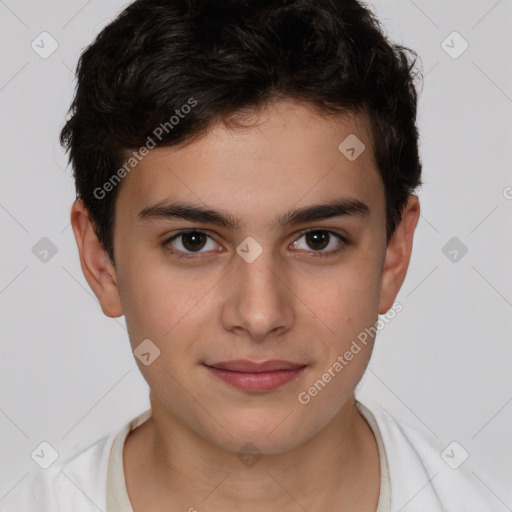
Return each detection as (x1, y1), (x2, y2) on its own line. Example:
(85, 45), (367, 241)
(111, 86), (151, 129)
(1, 432), (115, 512)
(359, 399), (503, 512)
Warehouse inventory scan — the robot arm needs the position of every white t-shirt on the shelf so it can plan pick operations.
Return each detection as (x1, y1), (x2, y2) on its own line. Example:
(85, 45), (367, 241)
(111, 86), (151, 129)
(0, 399), (500, 511)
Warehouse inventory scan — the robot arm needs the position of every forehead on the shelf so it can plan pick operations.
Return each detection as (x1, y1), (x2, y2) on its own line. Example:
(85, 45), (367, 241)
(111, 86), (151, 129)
(115, 100), (384, 229)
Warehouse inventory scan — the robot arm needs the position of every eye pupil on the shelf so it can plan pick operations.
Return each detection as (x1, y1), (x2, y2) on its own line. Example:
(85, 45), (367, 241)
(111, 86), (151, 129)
(182, 231), (207, 251)
(306, 230), (329, 251)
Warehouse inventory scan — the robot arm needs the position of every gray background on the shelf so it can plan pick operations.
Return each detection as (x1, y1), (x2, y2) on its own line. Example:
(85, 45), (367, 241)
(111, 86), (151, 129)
(1, 0), (511, 506)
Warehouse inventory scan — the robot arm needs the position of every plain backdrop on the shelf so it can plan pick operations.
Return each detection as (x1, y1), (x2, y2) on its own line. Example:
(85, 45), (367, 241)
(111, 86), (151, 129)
(1, 0), (511, 505)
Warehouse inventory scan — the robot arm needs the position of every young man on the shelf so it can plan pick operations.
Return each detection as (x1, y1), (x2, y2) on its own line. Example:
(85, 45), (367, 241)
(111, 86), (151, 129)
(1, 1), (499, 511)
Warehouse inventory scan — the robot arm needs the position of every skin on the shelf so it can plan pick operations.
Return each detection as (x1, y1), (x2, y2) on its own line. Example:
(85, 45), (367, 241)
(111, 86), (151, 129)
(71, 99), (420, 511)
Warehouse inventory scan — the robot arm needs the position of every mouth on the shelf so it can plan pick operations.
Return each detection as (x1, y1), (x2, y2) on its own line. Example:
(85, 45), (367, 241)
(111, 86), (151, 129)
(203, 360), (307, 392)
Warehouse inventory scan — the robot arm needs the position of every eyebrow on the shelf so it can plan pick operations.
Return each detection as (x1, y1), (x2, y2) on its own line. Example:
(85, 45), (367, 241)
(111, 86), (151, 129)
(137, 198), (370, 229)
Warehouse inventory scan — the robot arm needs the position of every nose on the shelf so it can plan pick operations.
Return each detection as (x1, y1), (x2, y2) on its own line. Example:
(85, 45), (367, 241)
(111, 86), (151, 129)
(220, 245), (295, 343)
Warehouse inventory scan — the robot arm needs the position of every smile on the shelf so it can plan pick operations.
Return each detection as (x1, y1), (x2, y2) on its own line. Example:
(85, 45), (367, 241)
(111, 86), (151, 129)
(203, 360), (307, 392)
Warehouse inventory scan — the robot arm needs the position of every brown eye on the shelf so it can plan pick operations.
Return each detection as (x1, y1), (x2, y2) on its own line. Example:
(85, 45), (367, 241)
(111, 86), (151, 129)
(305, 230), (330, 251)
(164, 230), (221, 257)
(180, 231), (208, 252)
(291, 229), (346, 256)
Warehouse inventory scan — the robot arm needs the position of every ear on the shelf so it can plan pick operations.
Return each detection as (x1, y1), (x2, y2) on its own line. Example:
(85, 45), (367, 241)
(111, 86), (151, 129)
(378, 195), (420, 314)
(70, 199), (123, 318)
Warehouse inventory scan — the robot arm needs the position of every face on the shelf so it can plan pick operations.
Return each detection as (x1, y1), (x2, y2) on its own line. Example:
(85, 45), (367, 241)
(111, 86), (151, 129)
(73, 99), (419, 455)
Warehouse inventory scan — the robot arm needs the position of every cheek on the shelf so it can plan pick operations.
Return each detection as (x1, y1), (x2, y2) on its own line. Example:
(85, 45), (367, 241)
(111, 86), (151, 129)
(293, 252), (382, 404)
(299, 257), (382, 336)
(116, 248), (204, 342)
(295, 266), (381, 418)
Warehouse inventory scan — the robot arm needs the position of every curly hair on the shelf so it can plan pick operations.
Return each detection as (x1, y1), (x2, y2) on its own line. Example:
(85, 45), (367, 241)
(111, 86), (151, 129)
(60, 0), (423, 263)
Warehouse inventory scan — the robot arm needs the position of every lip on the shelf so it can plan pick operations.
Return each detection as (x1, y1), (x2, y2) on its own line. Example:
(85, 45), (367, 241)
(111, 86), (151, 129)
(204, 360), (307, 392)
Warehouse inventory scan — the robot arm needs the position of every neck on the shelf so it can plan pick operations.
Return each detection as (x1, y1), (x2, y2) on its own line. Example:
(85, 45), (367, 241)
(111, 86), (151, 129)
(124, 395), (380, 512)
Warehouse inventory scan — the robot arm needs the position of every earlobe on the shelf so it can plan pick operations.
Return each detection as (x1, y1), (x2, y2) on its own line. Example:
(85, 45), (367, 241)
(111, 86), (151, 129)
(70, 199), (123, 318)
(378, 195), (420, 315)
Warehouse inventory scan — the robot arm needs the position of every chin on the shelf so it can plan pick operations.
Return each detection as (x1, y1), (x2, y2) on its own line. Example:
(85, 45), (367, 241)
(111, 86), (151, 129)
(217, 430), (306, 457)
(197, 410), (317, 457)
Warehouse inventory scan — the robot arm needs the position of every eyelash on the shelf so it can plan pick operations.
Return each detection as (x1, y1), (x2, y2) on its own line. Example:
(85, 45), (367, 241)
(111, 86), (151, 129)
(162, 228), (348, 260)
